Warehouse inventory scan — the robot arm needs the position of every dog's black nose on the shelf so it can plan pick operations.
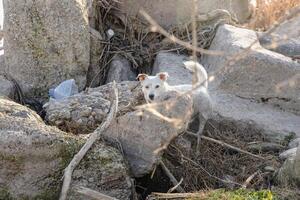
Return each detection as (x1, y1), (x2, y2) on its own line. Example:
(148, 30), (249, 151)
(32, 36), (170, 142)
(149, 94), (154, 100)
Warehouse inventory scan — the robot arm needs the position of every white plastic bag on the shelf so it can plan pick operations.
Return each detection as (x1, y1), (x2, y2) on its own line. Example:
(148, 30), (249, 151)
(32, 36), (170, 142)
(49, 79), (78, 100)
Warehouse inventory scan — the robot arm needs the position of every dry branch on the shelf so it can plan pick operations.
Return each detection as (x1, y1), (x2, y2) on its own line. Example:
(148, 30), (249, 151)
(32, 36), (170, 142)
(75, 186), (119, 200)
(160, 161), (185, 193)
(151, 192), (205, 199)
(139, 9), (223, 56)
(186, 131), (265, 160)
(167, 178), (183, 193)
(242, 171), (260, 188)
(59, 82), (119, 200)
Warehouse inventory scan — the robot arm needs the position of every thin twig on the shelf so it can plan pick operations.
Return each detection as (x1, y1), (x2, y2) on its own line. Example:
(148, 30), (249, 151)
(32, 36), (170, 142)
(75, 186), (119, 200)
(150, 164), (157, 179)
(139, 9), (223, 56)
(167, 178), (184, 193)
(242, 171), (260, 188)
(160, 161), (185, 193)
(191, 0), (198, 85)
(151, 192), (205, 199)
(186, 131), (265, 160)
(59, 82), (119, 200)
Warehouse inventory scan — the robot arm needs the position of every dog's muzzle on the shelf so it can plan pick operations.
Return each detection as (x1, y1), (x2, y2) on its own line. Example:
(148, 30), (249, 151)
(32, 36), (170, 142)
(149, 94), (154, 100)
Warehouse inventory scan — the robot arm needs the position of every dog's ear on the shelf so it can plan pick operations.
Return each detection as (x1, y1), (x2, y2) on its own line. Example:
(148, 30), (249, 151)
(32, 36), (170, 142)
(136, 74), (148, 81)
(157, 72), (169, 81)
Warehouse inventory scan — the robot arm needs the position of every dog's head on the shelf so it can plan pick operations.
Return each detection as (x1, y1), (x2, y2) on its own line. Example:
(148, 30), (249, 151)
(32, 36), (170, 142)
(137, 72), (169, 103)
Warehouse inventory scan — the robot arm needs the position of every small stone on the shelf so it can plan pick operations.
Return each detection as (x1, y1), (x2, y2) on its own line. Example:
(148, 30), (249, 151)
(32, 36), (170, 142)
(76, 119), (83, 124)
(55, 120), (64, 126)
(88, 177), (94, 182)
(105, 55), (136, 84)
(289, 138), (300, 148)
(80, 107), (92, 117)
(264, 166), (275, 172)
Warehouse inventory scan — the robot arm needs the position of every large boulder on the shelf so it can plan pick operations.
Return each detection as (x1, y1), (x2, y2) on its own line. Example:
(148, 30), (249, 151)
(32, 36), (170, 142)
(44, 81), (144, 134)
(152, 52), (192, 85)
(277, 146), (300, 186)
(3, 0), (90, 99)
(202, 24), (300, 115)
(211, 92), (300, 143)
(0, 97), (132, 200)
(120, 0), (251, 29)
(103, 90), (193, 177)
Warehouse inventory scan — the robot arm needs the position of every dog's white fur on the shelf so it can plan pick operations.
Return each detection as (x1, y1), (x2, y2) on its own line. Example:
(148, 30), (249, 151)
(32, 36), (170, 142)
(137, 61), (212, 147)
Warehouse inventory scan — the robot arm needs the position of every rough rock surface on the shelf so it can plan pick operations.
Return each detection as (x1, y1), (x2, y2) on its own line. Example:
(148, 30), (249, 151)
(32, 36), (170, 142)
(259, 33), (300, 58)
(44, 81), (193, 177)
(289, 138), (300, 148)
(211, 92), (300, 143)
(0, 97), (132, 200)
(153, 51), (300, 143)
(68, 141), (133, 200)
(103, 90), (193, 177)
(86, 28), (103, 88)
(0, 55), (4, 67)
(105, 55), (136, 84)
(0, 56), (14, 99)
(152, 52), (192, 85)
(202, 24), (300, 115)
(121, 0), (251, 29)
(277, 146), (300, 186)
(279, 148), (298, 160)
(272, 15), (300, 41)
(0, 75), (14, 99)
(259, 15), (300, 58)
(44, 81), (144, 134)
(3, 0), (90, 98)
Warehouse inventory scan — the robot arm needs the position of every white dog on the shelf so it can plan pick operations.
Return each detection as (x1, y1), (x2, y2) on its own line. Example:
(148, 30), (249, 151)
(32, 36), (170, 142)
(137, 61), (212, 153)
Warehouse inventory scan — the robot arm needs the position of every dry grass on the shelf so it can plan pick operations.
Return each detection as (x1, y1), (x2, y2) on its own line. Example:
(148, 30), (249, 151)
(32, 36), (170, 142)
(163, 119), (282, 192)
(248, 0), (300, 31)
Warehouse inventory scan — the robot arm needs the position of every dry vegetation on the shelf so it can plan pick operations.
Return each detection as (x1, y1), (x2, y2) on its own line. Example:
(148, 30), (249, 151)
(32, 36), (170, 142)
(163, 119), (281, 193)
(72, 0), (300, 199)
(248, 0), (300, 31)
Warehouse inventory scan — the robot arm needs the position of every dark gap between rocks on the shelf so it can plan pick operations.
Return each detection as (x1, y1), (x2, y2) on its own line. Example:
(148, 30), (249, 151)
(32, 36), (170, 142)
(135, 165), (173, 200)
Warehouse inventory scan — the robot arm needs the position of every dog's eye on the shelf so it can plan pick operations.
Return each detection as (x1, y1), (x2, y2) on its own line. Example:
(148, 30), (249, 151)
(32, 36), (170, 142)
(145, 86), (149, 89)
(155, 85), (160, 89)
